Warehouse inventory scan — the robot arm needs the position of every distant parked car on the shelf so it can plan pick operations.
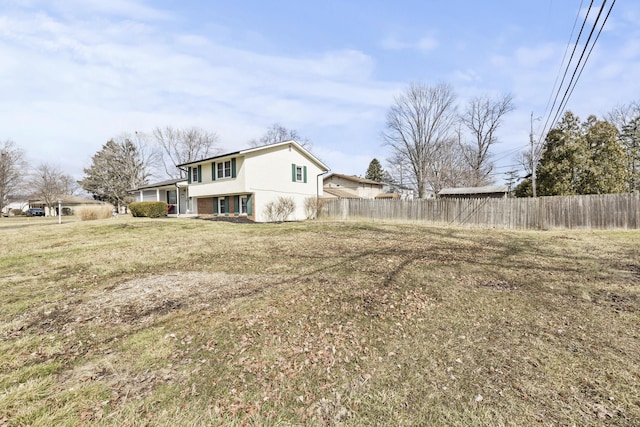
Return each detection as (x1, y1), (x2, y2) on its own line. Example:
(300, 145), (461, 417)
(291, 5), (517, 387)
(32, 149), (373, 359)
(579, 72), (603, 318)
(27, 208), (45, 217)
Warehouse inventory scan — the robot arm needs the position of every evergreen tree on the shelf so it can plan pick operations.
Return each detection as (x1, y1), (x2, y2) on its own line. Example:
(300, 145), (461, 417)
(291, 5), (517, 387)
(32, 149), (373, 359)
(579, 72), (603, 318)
(620, 116), (640, 191)
(581, 116), (628, 194)
(365, 158), (384, 182)
(513, 178), (532, 197)
(536, 112), (628, 196)
(79, 138), (150, 208)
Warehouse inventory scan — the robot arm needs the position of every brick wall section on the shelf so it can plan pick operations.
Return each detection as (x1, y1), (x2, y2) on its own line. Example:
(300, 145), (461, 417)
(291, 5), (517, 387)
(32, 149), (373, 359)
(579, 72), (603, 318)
(197, 198), (214, 215)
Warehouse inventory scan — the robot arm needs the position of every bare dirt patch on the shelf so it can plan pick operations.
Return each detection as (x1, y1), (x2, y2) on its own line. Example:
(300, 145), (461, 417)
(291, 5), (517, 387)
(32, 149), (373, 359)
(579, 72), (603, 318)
(19, 272), (291, 335)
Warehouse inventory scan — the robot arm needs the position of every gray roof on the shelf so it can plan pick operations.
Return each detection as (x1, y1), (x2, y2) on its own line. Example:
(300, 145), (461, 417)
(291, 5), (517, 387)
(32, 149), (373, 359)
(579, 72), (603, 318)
(322, 187), (360, 199)
(324, 173), (383, 186)
(131, 178), (186, 191)
(438, 185), (509, 195)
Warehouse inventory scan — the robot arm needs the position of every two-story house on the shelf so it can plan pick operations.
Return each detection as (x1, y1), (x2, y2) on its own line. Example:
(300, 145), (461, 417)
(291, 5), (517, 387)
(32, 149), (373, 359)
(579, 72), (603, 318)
(154, 140), (328, 222)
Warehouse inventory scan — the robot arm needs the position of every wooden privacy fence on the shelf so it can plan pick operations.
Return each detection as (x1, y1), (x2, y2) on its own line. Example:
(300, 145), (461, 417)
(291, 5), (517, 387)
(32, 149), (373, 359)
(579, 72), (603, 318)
(319, 192), (640, 230)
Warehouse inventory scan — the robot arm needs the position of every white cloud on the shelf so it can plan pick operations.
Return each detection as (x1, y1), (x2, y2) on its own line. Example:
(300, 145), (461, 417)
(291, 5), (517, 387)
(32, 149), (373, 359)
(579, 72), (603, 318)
(0, 6), (399, 179)
(380, 34), (438, 52)
(417, 36), (438, 52)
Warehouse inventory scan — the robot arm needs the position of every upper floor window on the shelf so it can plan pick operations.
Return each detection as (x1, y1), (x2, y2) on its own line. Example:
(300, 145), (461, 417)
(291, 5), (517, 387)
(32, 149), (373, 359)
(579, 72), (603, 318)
(217, 160), (232, 179)
(292, 163), (307, 183)
(192, 167), (199, 183)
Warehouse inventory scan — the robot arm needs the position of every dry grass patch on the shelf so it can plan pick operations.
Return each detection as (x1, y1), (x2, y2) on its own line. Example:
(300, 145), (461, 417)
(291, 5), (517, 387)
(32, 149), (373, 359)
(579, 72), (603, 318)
(0, 218), (639, 425)
(76, 205), (114, 221)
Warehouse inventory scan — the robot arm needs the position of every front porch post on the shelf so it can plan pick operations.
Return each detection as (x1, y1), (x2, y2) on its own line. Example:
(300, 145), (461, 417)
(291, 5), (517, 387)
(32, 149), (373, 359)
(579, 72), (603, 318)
(175, 184), (180, 217)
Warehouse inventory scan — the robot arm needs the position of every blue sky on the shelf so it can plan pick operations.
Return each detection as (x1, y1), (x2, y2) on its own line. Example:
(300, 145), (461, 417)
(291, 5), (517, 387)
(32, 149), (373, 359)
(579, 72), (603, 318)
(1, 1), (639, 185)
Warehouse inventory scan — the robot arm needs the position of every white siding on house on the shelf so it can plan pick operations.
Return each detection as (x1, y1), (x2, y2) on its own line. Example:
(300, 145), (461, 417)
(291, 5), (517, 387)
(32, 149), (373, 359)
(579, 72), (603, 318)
(244, 143), (324, 222)
(142, 190), (157, 201)
(180, 140), (329, 222)
(188, 157), (247, 198)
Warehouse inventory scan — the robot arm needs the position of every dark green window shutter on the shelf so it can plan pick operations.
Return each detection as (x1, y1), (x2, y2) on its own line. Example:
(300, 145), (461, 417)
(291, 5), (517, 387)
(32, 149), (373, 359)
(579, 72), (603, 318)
(197, 165), (202, 183)
(231, 158), (237, 178)
(188, 167), (192, 184)
(292, 163), (296, 182)
(212, 162), (216, 181)
(303, 166), (307, 183)
(234, 195), (240, 215)
(247, 195), (253, 215)
(213, 197), (218, 214)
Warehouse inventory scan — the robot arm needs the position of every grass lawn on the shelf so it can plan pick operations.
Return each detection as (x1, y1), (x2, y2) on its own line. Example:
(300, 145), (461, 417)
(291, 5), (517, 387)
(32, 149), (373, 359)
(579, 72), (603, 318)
(0, 216), (639, 426)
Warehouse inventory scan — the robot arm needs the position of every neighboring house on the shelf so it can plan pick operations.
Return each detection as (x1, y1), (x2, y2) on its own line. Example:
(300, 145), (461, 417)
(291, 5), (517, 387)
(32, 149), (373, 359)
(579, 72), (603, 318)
(322, 187), (360, 199)
(1, 195), (29, 216)
(381, 182), (418, 200)
(323, 174), (384, 199)
(28, 195), (110, 216)
(177, 140), (329, 222)
(438, 185), (510, 199)
(130, 178), (189, 215)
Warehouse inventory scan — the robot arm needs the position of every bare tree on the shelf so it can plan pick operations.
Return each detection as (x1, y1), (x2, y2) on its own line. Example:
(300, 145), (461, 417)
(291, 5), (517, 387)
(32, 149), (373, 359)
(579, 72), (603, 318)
(382, 82), (458, 198)
(153, 126), (221, 179)
(606, 102), (640, 130)
(431, 131), (471, 192)
(607, 103), (640, 191)
(0, 140), (26, 214)
(459, 94), (514, 186)
(130, 131), (162, 180)
(30, 163), (75, 215)
(249, 123), (311, 149)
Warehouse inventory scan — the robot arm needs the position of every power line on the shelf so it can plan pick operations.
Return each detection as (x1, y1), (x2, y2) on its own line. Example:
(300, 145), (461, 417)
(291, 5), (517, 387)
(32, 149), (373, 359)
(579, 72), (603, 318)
(537, 0), (594, 142)
(546, 1), (611, 135)
(559, 0), (616, 122)
(539, 0), (586, 134)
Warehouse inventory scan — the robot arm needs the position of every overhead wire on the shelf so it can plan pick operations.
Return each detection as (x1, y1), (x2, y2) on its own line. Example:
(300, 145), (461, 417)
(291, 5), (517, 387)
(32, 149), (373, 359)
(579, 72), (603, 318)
(545, 1), (610, 135)
(536, 0), (615, 144)
(557, 0), (616, 122)
(538, 0), (586, 136)
(537, 0), (594, 142)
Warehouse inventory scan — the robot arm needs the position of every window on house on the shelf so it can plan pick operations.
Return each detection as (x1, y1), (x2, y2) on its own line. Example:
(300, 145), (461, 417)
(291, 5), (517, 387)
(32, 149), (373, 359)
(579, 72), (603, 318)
(217, 160), (232, 179)
(192, 167), (199, 183)
(218, 197), (226, 215)
(167, 190), (177, 204)
(240, 195), (248, 214)
(292, 163), (307, 183)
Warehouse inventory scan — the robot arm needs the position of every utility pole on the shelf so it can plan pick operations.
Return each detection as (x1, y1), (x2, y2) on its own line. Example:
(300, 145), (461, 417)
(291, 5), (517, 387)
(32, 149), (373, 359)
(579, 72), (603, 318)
(530, 112), (541, 198)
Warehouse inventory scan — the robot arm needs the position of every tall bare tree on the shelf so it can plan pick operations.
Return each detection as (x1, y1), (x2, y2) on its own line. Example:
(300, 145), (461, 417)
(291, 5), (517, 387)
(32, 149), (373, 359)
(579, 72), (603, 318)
(153, 126), (221, 179)
(459, 94), (514, 186)
(0, 140), (26, 214)
(606, 102), (640, 130)
(249, 123), (311, 149)
(30, 163), (75, 215)
(432, 130), (472, 191)
(130, 131), (162, 180)
(382, 82), (458, 197)
(607, 102), (640, 191)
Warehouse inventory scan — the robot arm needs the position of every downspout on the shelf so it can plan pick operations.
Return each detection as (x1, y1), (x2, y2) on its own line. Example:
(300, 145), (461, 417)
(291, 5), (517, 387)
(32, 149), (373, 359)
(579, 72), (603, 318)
(317, 169), (330, 219)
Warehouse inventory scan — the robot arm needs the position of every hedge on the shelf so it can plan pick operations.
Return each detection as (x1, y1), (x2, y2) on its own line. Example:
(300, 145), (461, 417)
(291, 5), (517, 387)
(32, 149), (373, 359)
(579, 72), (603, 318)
(129, 201), (168, 218)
